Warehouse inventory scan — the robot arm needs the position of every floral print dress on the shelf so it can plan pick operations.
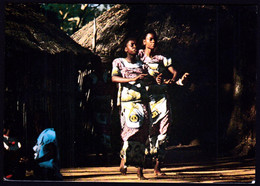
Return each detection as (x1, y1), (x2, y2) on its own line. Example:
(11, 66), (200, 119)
(112, 58), (151, 167)
(138, 49), (173, 161)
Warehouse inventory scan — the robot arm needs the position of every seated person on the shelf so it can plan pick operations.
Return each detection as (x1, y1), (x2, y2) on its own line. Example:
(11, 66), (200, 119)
(3, 126), (25, 180)
(31, 115), (63, 180)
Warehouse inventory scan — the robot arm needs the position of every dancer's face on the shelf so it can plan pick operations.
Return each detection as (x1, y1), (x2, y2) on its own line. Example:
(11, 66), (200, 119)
(143, 33), (156, 50)
(125, 40), (137, 55)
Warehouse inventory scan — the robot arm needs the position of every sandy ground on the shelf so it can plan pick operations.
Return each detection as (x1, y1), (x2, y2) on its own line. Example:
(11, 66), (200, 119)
(2, 146), (255, 184)
(60, 146), (255, 183)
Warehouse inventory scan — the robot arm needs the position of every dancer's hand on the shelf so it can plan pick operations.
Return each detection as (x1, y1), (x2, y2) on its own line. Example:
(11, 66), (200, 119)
(182, 72), (189, 80)
(176, 72), (190, 86)
(133, 74), (147, 81)
(155, 73), (163, 84)
(181, 72), (190, 84)
(163, 78), (175, 84)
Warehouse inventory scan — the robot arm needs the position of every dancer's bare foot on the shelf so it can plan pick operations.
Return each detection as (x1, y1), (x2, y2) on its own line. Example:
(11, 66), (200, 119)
(119, 158), (127, 175)
(154, 158), (166, 177)
(154, 170), (166, 177)
(137, 167), (148, 180)
(120, 167), (127, 175)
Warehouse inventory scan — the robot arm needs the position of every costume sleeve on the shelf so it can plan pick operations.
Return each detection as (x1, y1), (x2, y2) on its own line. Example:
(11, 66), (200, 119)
(162, 56), (172, 67)
(111, 58), (122, 77)
(143, 63), (157, 76)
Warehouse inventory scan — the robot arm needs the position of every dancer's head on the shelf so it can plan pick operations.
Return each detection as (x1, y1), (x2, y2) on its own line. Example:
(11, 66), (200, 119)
(124, 37), (137, 55)
(143, 30), (157, 50)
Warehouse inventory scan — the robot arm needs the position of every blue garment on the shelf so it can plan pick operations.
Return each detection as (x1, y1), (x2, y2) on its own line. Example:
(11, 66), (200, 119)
(33, 128), (62, 180)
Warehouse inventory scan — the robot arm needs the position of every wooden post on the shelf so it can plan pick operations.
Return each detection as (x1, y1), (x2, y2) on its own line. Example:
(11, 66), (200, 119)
(92, 17), (97, 52)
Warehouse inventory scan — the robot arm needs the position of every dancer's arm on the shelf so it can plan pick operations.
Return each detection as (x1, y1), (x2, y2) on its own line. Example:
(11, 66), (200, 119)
(168, 66), (177, 82)
(112, 74), (147, 83)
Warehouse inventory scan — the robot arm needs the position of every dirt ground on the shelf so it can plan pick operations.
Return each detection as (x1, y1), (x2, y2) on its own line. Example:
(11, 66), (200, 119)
(60, 146), (255, 183)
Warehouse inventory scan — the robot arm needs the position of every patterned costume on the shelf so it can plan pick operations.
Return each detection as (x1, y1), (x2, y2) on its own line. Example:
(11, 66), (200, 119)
(138, 49), (173, 162)
(112, 58), (151, 167)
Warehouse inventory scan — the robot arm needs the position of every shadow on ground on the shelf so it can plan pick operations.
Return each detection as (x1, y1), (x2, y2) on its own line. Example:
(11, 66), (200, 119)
(60, 145), (255, 183)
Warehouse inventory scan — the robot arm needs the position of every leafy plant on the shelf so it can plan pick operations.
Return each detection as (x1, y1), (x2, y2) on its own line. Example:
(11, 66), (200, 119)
(40, 3), (114, 35)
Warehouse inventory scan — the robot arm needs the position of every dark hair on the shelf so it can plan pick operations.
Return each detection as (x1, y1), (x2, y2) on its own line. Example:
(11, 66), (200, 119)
(143, 29), (158, 42)
(124, 37), (137, 48)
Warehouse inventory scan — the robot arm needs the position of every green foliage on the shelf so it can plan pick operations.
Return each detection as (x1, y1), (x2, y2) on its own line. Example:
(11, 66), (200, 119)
(40, 3), (114, 35)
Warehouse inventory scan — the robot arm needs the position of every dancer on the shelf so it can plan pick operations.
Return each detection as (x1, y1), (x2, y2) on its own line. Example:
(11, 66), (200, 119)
(138, 30), (189, 176)
(111, 38), (151, 180)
